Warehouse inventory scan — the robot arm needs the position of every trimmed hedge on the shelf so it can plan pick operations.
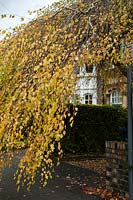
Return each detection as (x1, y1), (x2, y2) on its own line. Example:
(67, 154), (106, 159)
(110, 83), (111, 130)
(62, 104), (127, 153)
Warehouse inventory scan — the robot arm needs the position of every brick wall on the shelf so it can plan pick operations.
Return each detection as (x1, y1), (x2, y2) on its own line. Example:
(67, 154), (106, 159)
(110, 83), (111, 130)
(106, 141), (129, 197)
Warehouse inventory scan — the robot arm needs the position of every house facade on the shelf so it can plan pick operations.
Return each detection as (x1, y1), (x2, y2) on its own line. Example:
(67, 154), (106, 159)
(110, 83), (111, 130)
(75, 63), (97, 105)
(74, 64), (127, 107)
(97, 67), (128, 107)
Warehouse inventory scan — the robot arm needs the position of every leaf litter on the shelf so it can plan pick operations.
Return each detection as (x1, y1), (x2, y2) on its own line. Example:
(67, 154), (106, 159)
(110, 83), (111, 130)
(67, 158), (129, 200)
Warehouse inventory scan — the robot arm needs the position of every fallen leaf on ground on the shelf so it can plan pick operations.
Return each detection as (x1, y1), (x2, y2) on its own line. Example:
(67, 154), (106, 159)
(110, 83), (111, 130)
(67, 159), (106, 174)
(83, 186), (129, 200)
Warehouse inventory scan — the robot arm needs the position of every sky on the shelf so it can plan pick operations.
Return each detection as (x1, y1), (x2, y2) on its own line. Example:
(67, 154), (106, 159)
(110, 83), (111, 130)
(0, 0), (56, 30)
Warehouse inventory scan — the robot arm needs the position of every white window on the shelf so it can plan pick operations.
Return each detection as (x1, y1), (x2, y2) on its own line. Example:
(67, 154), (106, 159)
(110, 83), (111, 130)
(84, 94), (93, 104)
(110, 90), (122, 104)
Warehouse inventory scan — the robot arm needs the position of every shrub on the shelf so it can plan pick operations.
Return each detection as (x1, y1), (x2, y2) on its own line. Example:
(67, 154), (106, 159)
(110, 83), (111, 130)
(62, 104), (127, 153)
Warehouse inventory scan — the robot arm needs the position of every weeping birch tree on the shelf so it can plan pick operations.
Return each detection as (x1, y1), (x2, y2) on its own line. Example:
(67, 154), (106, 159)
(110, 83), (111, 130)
(0, 0), (132, 190)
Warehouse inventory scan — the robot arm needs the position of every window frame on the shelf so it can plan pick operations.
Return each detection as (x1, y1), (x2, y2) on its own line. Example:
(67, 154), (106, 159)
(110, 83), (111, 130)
(84, 93), (93, 104)
(110, 90), (122, 105)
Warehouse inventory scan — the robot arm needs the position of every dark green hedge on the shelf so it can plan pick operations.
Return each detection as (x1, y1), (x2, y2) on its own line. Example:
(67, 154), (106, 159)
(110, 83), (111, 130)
(62, 104), (127, 153)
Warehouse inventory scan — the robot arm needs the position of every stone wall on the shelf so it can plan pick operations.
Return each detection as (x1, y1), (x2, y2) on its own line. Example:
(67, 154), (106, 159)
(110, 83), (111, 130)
(106, 141), (129, 197)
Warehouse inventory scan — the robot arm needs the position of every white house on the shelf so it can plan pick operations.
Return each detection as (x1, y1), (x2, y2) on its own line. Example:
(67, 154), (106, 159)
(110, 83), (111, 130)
(74, 63), (97, 104)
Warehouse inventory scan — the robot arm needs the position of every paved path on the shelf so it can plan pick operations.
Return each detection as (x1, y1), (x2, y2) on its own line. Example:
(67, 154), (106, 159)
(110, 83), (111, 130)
(0, 156), (103, 200)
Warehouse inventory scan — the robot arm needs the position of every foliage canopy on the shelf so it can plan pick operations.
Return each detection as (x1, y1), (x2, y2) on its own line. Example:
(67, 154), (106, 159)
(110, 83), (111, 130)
(0, 0), (132, 189)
